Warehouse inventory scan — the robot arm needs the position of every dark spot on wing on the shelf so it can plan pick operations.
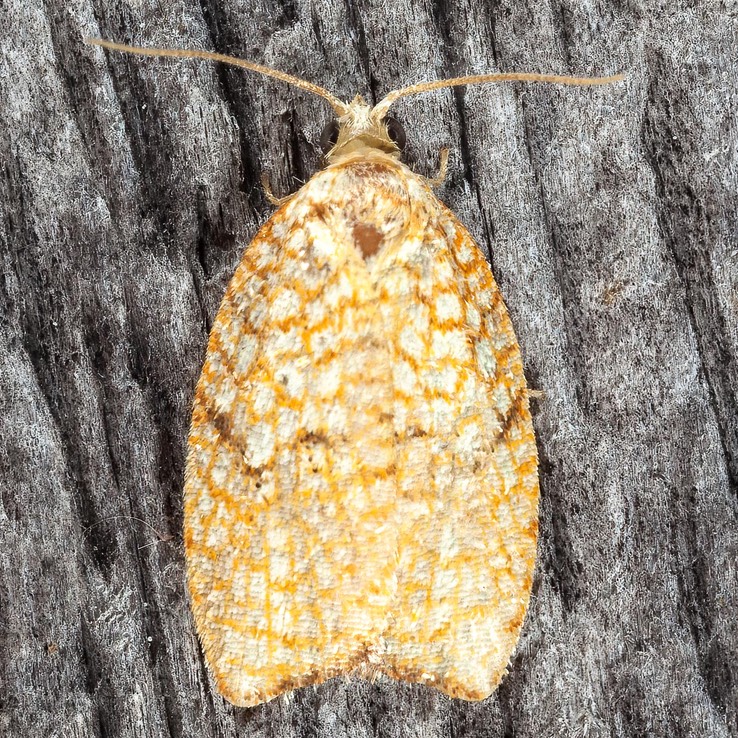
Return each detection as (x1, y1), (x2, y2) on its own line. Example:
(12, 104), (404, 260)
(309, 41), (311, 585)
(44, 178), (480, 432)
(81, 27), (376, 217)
(353, 223), (384, 259)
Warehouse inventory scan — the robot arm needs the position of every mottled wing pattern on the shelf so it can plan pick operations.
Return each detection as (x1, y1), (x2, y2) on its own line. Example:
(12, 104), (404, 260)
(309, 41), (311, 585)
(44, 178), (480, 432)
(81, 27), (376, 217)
(184, 172), (402, 706)
(184, 157), (539, 707)
(373, 179), (539, 699)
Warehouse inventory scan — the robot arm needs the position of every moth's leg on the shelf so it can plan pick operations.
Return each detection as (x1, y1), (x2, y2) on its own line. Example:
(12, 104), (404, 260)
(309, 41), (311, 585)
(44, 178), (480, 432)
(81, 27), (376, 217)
(426, 148), (449, 188)
(261, 172), (294, 206)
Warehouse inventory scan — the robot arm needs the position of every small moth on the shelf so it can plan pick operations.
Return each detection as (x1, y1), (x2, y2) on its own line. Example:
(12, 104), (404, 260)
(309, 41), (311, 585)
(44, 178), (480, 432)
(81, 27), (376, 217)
(87, 37), (622, 707)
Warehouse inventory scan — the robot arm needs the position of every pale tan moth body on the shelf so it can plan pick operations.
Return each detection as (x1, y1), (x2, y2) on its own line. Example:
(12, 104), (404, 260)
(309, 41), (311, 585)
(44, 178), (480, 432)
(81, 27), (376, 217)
(86, 37), (622, 707)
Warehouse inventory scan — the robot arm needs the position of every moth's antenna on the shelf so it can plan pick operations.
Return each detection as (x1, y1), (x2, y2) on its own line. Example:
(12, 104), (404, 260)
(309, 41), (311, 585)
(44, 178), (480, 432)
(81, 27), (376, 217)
(373, 71), (625, 119)
(85, 38), (349, 116)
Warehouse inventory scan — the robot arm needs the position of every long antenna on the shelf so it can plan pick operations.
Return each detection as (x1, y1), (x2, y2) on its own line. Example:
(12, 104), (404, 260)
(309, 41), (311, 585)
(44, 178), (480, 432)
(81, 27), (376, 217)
(373, 71), (625, 118)
(84, 38), (349, 116)
(85, 38), (624, 124)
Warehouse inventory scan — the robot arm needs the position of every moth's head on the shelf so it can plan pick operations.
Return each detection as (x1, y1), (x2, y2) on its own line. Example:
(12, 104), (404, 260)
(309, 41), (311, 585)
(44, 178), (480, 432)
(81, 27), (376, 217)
(320, 95), (406, 164)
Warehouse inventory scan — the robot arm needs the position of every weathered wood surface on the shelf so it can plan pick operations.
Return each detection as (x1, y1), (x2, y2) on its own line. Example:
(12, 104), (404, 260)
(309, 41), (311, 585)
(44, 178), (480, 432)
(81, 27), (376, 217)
(1, 0), (737, 736)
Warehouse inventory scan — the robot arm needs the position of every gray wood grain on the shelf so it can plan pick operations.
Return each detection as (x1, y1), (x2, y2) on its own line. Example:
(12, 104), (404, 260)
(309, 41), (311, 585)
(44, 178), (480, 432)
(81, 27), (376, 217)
(1, 1), (737, 736)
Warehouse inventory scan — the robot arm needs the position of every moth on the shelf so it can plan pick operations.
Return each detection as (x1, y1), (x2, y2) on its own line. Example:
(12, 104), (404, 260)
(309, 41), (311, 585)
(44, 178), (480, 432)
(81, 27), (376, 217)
(87, 37), (621, 707)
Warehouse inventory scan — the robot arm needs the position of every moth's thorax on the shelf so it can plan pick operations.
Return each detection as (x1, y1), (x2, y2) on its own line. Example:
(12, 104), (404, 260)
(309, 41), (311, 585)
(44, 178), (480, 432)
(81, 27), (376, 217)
(325, 94), (401, 164)
(290, 152), (419, 265)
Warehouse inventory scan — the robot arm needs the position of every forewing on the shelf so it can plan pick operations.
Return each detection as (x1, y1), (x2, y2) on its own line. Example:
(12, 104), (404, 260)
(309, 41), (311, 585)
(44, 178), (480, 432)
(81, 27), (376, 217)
(183, 181), (399, 707)
(375, 183), (539, 700)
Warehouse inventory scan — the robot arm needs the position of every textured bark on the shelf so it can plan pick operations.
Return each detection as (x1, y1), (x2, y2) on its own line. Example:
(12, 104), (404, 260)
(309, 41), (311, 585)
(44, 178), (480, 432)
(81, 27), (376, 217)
(1, 1), (737, 737)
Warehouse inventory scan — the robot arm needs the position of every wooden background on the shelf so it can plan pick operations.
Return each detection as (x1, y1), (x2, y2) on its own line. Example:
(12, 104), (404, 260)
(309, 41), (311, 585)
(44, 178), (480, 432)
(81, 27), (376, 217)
(1, 0), (737, 736)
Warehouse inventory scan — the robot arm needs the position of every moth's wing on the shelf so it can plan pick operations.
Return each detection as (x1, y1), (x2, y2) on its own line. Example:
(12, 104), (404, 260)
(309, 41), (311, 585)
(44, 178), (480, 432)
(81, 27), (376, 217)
(376, 186), (539, 700)
(183, 180), (399, 707)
